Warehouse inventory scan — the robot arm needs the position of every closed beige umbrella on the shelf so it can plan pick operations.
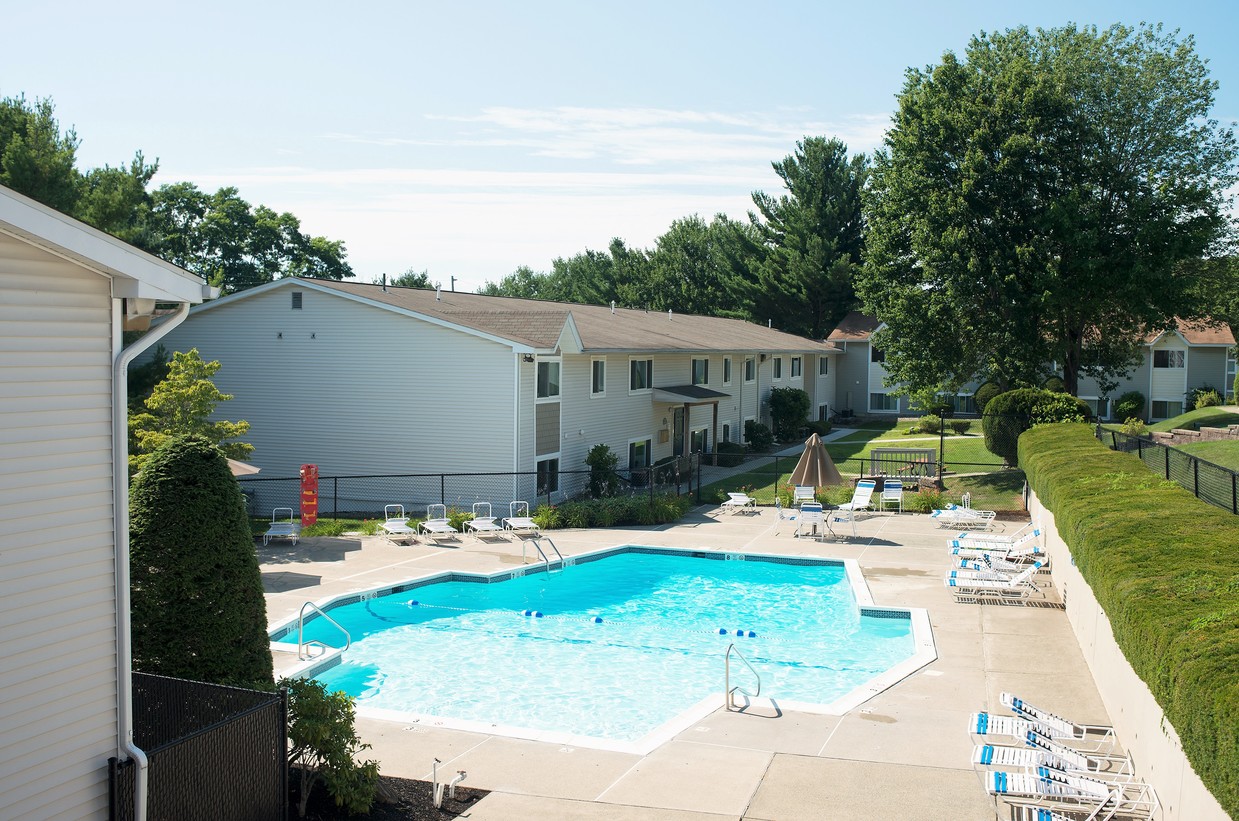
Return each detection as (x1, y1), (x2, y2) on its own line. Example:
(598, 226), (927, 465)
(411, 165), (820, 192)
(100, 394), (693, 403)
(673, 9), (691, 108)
(227, 458), (261, 476)
(788, 433), (843, 488)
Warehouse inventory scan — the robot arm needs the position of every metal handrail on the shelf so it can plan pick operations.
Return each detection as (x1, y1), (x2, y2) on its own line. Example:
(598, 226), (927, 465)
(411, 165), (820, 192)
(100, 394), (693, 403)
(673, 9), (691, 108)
(725, 643), (761, 711)
(529, 537), (564, 573)
(298, 601), (351, 660)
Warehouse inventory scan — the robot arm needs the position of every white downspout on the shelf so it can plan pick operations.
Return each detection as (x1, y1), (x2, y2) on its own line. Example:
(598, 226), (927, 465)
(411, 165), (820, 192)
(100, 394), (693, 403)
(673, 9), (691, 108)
(514, 353), (521, 502)
(113, 301), (192, 821)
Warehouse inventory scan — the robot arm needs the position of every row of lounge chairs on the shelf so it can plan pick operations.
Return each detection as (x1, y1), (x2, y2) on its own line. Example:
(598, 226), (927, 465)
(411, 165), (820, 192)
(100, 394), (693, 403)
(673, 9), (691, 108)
(971, 692), (1157, 819)
(943, 524), (1048, 602)
(379, 501), (541, 545)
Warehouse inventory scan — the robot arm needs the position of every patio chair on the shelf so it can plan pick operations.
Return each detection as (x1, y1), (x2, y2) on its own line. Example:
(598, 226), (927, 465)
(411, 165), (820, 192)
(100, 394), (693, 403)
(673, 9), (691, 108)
(465, 502), (506, 540)
(985, 766), (1158, 820)
(263, 507), (300, 545)
(795, 502), (829, 540)
(503, 501), (541, 535)
(931, 502), (997, 530)
(1001, 693), (1116, 751)
(793, 485), (816, 505)
(950, 520), (1038, 544)
(721, 491), (757, 514)
(418, 503), (459, 543)
(948, 527), (1041, 552)
(879, 478), (904, 513)
(945, 562), (1042, 602)
(379, 504), (416, 545)
(954, 553), (1049, 575)
(831, 479), (875, 536)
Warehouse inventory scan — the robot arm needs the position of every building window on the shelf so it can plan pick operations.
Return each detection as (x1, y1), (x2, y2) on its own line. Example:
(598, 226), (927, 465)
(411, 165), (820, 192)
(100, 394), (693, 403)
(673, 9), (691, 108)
(723, 357), (732, 386)
(818, 404), (830, 421)
(628, 439), (651, 470)
(1153, 350), (1185, 368)
(791, 356), (802, 378)
(870, 392), (899, 412)
(591, 357), (606, 397)
(773, 357), (783, 379)
(937, 393), (978, 416)
(691, 357), (709, 386)
(536, 457), (559, 495)
(1082, 398), (1111, 419)
(291, 292), (303, 309)
(690, 428), (707, 454)
(871, 347), (885, 364)
(819, 357), (829, 376)
(742, 416), (755, 442)
(744, 356), (756, 383)
(722, 422), (731, 443)
(536, 360), (561, 399)
(1151, 400), (1184, 419)
(630, 358), (653, 391)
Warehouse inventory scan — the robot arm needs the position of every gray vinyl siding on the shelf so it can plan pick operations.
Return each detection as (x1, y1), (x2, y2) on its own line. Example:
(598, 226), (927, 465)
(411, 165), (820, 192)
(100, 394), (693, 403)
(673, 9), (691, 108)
(535, 403), (560, 455)
(153, 287), (518, 479)
(1187, 347), (1227, 394)
(0, 236), (118, 819)
(835, 341), (870, 414)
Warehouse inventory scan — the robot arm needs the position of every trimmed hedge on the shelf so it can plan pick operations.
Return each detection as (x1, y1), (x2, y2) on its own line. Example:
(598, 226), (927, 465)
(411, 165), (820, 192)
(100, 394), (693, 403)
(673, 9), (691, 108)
(1019, 424), (1239, 817)
(531, 493), (691, 529)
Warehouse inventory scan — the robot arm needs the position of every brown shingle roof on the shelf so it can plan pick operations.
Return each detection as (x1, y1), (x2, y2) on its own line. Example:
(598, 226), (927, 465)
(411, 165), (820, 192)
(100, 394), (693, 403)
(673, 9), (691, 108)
(309, 279), (836, 353)
(826, 311), (881, 342)
(1150, 320), (1235, 346)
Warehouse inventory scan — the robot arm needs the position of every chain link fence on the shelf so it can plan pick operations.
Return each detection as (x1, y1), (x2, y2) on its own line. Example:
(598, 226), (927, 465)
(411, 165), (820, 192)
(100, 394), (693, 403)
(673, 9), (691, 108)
(1096, 427), (1239, 515)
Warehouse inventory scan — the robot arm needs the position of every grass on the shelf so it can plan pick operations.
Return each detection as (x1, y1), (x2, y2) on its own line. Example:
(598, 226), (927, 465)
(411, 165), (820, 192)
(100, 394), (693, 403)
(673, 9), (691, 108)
(250, 516), (381, 538)
(1148, 407), (1239, 433)
(826, 436), (999, 473)
(944, 471), (1027, 512)
(1176, 440), (1239, 471)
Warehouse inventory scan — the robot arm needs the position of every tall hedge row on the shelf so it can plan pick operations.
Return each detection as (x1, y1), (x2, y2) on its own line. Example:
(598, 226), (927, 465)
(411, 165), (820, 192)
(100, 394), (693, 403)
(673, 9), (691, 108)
(1018, 423), (1238, 817)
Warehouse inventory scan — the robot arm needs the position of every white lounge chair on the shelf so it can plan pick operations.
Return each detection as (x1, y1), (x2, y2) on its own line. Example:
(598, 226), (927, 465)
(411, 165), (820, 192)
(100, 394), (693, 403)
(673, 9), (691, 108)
(795, 502), (829, 540)
(503, 501), (541, 535)
(948, 527), (1042, 553)
(986, 766), (1158, 820)
(379, 504), (416, 544)
(954, 553), (1048, 575)
(418, 503), (459, 543)
(945, 563), (1042, 602)
(832, 479), (875, 536)
(879, 479), (903, 513)
(931, 503), (997, 530)
(263, 507), (300, 545)
(1001, 693), (1116, 750)
(950, 520), (1038, 544)
(721, 491), (757, 514)
(464, 502), (505, 540)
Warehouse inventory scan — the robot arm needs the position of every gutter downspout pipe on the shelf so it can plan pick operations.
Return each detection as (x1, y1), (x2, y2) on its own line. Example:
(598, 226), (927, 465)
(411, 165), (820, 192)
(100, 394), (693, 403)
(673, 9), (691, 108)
(112, 301), (192, 821)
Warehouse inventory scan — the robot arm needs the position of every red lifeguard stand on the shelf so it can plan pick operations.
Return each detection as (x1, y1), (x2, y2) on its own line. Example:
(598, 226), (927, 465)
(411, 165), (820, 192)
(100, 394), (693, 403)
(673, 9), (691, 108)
(299, 464), (319, 526)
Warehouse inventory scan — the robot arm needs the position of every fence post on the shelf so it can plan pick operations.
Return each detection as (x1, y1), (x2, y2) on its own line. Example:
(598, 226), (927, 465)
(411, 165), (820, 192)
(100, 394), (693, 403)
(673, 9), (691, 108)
(440, 474), (446, 505)
(1193, 459), (1199, 498)
(1233, 473), (1237, 516)
(333, 477), (338, 519)
(1165, 447), (1171, 480)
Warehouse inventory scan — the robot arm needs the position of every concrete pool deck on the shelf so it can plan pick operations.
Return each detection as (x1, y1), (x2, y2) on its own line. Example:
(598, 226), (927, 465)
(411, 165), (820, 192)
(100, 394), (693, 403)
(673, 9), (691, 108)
(260, 506), (1106, 820)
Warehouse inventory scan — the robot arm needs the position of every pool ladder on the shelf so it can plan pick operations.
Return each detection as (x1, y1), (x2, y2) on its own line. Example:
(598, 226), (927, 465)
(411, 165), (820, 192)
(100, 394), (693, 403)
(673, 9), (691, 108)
(725, 644), (762, 711)
(526, 537), (565, 573)
(297, 601), (351, 661)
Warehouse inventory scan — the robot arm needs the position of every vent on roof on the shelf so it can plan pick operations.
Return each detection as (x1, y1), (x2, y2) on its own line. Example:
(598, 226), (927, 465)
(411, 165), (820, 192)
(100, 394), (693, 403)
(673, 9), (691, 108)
(611, 300), (615, 314)
(292, 292), (303, 310)
(381, 273), (387, 293)
(436, 285), (441, 301)
(668, 309), (672, 321)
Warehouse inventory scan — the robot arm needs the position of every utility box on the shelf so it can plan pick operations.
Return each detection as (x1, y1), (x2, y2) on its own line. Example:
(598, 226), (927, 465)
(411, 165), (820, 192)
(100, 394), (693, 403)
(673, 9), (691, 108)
(299, 464), (319, 526)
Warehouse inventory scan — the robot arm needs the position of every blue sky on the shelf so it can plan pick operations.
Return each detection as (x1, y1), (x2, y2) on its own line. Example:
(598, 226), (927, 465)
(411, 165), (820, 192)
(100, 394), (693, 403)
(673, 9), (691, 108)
(5, 1), (1237, 291)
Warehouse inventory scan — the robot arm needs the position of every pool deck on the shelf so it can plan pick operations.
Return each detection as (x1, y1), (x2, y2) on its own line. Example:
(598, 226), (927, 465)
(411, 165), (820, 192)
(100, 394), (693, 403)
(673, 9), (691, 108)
(260, 505), (1105, 820)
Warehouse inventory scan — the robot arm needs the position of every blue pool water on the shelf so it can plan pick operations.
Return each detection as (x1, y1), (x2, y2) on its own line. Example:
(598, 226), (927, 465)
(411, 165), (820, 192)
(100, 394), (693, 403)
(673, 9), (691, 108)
(285, 550), (914, 742)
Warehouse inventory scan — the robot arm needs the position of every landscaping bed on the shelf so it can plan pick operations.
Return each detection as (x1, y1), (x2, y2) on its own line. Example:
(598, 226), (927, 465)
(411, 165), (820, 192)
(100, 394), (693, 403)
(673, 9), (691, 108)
(296, 775), (488, 820)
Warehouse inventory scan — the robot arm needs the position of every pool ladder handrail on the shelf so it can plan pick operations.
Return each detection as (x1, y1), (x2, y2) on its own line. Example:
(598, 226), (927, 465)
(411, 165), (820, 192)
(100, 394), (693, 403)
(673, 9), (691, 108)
(725, 643), (761, 711)
(529, 537), (564, 573)
(298, 601), (351, 661)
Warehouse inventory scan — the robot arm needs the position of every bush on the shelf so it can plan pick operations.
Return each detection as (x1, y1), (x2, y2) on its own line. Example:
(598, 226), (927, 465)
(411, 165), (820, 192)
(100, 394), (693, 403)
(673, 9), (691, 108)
(530, 495), (691, 530)
(905, 488), (945, 513)
(282, 677), (380, 818)
(1121, 417), (1149, 436)
(129, 434), (273, 690)
(1019, 424), (1239, 817)
(1029, 392), (1090, 425)
(1043, 376), (1066, 393)
(915, 414), (942, 435)
(949, 420), (972, 435)
(983, 388), (1090, 465)
(713, 441), (746, 468)
(1189, 386), (1223, 410)
(1113, 390), (1145, 421)
(973, 382), (1004, 414)
(744, 420), (775, 452)
(585, 443), (621, 498)
(805, 419), (833, 436)
(768, 387), (811, 440)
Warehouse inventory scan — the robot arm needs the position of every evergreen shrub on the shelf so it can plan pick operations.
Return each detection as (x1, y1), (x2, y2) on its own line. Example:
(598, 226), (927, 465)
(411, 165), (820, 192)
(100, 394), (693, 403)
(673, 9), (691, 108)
(1114, 390), (1146, 421)
(973, 382), (1004, 414)
(744, 420), (775, 452)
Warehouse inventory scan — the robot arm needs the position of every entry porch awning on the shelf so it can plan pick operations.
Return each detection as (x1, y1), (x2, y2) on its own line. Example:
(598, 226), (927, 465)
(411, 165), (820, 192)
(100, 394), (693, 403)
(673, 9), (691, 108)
(653, 385), (730, 404)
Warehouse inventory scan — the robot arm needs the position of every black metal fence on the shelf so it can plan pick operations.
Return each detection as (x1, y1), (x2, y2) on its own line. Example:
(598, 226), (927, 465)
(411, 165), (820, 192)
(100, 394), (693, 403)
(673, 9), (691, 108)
(240, 457), (699, 520)
(110, 674), (287, 821)
(1096, 427), (1239, 515)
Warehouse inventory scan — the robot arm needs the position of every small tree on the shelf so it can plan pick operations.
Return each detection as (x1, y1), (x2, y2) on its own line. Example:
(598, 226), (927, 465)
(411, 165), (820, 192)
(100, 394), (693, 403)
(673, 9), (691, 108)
(768, 387), (810, 441)
(973, 382), (1004, 415)
(744, 420), (775, 452)
(129, 348), (253, 474)
(282, 677), (380, 818)
(983, 388), (1090, 464)
(585, 443), (620, 498)
(1114, 391), (1146, 421)
(129, 435), (273, 689)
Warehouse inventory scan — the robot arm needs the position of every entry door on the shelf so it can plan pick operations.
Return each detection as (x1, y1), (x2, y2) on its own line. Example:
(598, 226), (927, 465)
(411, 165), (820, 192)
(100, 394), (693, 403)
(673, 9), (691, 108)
(673, 407), (686, 457)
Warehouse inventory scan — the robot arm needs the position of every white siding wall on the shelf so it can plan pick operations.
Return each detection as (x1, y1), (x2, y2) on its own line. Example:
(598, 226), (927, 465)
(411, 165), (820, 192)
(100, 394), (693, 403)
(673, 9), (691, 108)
(1150, 335), (1188, 410)
(154, 287), (518, 479)
(0, 236), (119, 819)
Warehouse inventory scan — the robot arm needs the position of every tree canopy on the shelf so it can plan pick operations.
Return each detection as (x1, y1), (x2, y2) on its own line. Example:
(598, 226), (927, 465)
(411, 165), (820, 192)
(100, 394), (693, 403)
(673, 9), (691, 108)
(858, 24), (1238, 397)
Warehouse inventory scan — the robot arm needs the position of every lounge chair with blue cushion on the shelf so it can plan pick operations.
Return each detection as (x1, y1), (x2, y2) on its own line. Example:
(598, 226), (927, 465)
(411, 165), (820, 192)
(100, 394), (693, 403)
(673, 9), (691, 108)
(950, 520), (1038, 545)
(1000, 693), (1116, 751)
(419, 503), (460, 543)
(946, 563), (1043, 602)
(985, 766), (1158, 820)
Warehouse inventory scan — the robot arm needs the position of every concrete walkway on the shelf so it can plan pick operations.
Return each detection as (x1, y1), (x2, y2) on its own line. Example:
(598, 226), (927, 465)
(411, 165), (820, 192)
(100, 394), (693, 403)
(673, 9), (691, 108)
(261, 508), (1109, 820)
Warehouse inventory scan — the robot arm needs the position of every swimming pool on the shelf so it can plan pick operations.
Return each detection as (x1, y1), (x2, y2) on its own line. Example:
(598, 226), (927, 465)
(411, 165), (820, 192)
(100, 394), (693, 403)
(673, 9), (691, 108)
(277, 547), (935, 752)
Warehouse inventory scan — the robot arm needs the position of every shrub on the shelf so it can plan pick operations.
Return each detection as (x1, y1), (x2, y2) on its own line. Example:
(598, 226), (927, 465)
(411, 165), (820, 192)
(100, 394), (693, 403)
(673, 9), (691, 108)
(530, 495), (689, 529)
(585, 443), (621, 498)
(768, 387), (810, 440)
(713, 441), (746, 467)
(1121, 417), (1149, 436)
(1189, 387), (1223, 410)
(949, 420), (972, 435)
(129, 435), (273, 690)
(1029, 392), (1090, 425)
(283, 677), (380, 818)
(905, 488), (945, 513)
(982, 388), (1090, 465)
(973, 382), (1004, 414)
(1019, 424), (1239, 817)
(1043, 376), (1066, 393)
(1113, 390), (1145, 421)
(805, 419), (833, 436)
(916, 414), (942, 435)
(744, 420), (775, 452)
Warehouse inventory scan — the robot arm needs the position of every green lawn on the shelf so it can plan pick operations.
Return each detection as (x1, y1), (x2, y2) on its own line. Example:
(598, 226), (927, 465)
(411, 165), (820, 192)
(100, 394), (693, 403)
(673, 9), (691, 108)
(1176, 440), (1239, 471)
(1148, 407), (1239, 433)
(825, 436), (999, 474)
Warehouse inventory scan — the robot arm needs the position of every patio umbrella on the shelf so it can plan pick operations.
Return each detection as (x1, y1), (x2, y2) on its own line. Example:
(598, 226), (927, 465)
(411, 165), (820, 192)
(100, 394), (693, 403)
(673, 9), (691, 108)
(227, 458), (261, 476)
(788, 433), (843, 489)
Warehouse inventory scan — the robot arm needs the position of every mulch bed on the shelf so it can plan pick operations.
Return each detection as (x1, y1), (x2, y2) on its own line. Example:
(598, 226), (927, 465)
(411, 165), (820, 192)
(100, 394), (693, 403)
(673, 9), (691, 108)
(296, 775), (488, 820)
